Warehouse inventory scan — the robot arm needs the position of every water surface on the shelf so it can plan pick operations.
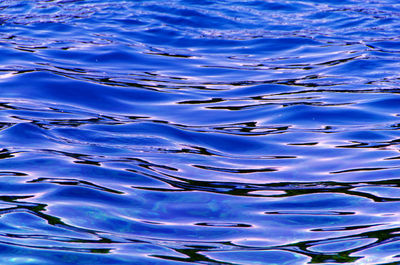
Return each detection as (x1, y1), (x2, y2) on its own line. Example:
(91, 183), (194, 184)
(0, 0), (400, 264)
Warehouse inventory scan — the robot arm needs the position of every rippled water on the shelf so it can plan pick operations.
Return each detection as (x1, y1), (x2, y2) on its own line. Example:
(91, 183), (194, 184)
(1, 0), (400, 264)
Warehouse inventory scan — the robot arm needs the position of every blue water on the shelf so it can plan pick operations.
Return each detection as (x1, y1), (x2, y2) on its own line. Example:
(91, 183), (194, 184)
(0, 0), (400, 264)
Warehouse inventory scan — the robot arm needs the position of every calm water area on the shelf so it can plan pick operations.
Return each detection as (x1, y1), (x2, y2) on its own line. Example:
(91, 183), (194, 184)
(1, 0), (400, 264)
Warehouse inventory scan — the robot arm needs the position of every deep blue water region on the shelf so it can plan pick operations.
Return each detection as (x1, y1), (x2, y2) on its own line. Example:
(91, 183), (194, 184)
(0, 0), (400, 264)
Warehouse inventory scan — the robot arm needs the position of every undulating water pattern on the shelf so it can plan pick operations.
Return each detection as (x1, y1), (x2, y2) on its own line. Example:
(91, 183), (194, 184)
(0, 0), (400, 264)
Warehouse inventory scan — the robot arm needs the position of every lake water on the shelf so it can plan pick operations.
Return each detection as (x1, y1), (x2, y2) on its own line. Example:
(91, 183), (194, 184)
(0, 0), (400, 264)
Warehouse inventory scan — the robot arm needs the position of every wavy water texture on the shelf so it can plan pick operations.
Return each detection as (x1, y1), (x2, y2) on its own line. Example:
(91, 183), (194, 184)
(0, 0), (400, 264)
